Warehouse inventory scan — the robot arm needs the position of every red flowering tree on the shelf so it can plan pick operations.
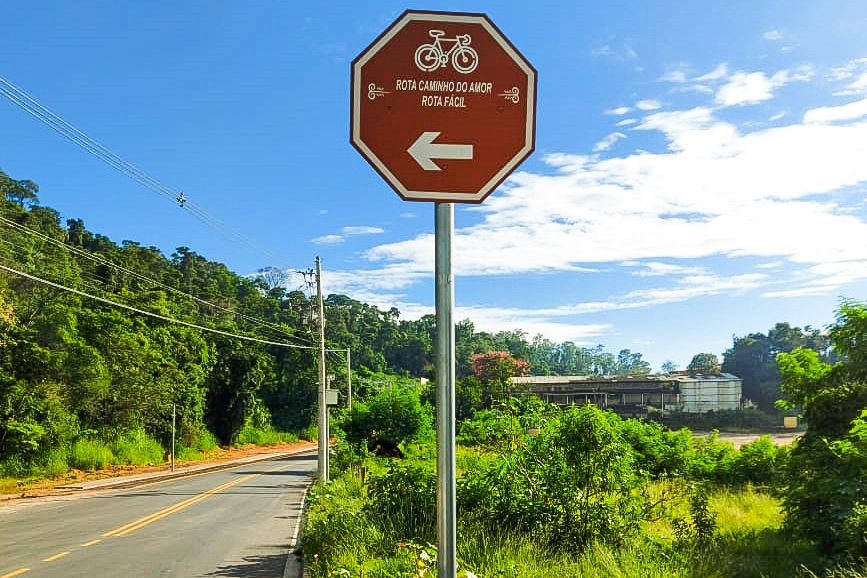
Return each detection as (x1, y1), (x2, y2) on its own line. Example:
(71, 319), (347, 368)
(471, 351), (529, 407)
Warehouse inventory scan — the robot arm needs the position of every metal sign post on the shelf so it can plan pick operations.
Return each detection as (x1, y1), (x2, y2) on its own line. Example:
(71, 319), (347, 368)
(434, 202), (456, 576)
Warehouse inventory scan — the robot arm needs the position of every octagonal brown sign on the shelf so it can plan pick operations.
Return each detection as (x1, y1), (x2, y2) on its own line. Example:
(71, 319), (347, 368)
(351, 10), (537, 203)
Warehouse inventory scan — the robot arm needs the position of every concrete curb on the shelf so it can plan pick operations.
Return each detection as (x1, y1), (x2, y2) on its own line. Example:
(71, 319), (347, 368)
(55, 446), (317, 491)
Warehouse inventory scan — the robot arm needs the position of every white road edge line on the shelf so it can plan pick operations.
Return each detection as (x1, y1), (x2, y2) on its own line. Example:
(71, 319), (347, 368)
(283, 477), (314, 578)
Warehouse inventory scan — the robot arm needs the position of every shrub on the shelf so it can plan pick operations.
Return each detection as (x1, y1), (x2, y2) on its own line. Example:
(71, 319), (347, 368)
(457, 407), (523, 449)
(619, 419), (691, 478)
(777, 300), (867, 557)
(727, 436), (788, 486)
(459, 405), (650, 551)
(672, 485), (718, 547)
(685, 431), (737, 483)
(365, 461), (437, 541)
(341, 386), (430, 457)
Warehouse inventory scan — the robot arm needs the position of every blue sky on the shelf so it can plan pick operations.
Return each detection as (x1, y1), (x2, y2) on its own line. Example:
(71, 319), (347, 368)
(2, 1), (866, 372)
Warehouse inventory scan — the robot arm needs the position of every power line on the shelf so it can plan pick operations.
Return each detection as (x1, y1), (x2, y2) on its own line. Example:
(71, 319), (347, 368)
(0, 215), (317, 347)
(0, 262), (317, 350)
(0, 75), (299, 270)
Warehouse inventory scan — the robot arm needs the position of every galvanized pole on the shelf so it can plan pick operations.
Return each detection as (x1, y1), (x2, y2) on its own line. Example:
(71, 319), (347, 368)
(435, 203), (456, 578)
(346, 348), (352, 411)
(316, 256), (328, 482)
(171, 403), (176, 473)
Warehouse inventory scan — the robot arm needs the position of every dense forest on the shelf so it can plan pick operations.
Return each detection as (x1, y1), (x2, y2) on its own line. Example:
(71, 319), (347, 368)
(0, 168), (834, 476)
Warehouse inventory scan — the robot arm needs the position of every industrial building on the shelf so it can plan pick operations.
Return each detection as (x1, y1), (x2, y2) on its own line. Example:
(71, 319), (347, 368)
(509, 372), (742, 416)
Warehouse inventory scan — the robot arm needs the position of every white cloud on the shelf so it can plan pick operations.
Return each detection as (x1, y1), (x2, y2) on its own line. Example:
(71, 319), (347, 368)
(358, 269), (769, 342)
(342, 226), (384, 235)
(762, 286), (833, 298)
(764, 30), (784, 41)
(627, 262), (707, 277)
(667, 65), (813, 107)
(772, 66), (814, 84)
(827, 58), (867, 83)
(363, 96), (867, 284)
(715, 72), (776, 106)
(804, 97), (867, 123)
(311, 225), (384, 245)
(324, 265), (429, 296)
(593, 131), (627, 152)
(659, 70), (688, 83)
(615, 118), (638, 127)
(761, 260), (867, 298)
(604, 106), (632, 115)
(457, 305), (612, 343)
(591, 45), (611, 57)
(312, 234), (343, 244)
(836, 72), (867, 96)
(695, 63), (729, 82)
(636, 99), (662, 111)
(341, 58), (867, 325)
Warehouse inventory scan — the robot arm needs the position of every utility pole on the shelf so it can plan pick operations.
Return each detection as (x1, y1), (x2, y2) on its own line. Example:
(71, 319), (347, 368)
(171, 403), (176, 473)
(315, 256), (328, 482)
(346, 348), (352, 411)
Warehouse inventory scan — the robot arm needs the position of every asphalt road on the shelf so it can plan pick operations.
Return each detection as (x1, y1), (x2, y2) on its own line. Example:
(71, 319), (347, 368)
(0, 453), (316, 578)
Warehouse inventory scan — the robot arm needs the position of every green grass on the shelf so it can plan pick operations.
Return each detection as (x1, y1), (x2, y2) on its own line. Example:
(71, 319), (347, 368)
(70, 438), (116, 471)
(0, 425), (301, 491)
(303, 455), (865, 578)
(235, 425), (299, 446)
(112, 429), (165, 465)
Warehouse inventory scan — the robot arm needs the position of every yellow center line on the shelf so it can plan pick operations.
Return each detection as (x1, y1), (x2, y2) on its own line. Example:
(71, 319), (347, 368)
(80, 539), (101, 547)
(103, 473), (258, 537)
(0, 569), (30, 578)
(42, 551), (70, 562)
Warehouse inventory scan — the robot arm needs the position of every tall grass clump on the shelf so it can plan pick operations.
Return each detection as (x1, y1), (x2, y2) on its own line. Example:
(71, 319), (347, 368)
(302, 468), (384, 576)
(112, 429), (165, 465)
(176, 428), (219, 461)
(235, 424), (299, 446)
(40, 447), (70, 477)
(365, 461), (437, 542)
(69, 438), (115, 471)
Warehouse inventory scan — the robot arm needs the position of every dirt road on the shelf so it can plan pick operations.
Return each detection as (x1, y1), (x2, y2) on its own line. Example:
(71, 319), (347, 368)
(697, 431), (801, 449)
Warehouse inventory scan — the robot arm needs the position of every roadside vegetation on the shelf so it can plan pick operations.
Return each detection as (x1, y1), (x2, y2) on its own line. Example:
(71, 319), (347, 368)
(0, 168), (707, 484)
(1, 169), (865, 572)
(302, 301), (867, 577)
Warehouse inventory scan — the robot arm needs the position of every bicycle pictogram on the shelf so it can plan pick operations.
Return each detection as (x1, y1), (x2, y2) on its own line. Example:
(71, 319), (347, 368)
(414, 30), (479, 74)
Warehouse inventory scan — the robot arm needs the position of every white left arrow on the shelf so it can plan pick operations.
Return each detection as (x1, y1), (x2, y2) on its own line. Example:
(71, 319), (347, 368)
(407, 131), (474, 171)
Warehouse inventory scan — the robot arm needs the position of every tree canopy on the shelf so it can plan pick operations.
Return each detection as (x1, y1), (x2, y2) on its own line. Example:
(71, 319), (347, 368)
(776, 300), (867, 557)
(722, 322), (831, 410)
(687, 353), (721, 375)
